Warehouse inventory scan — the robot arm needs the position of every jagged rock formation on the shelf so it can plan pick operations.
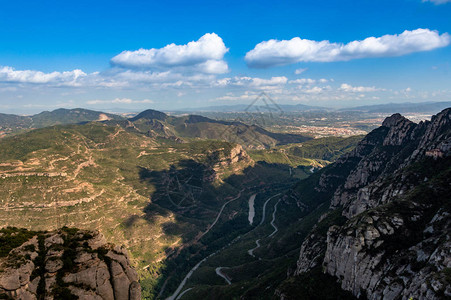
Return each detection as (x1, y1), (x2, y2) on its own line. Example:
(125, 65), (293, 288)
(0, 228), (140, 300)
(283, 108), (451, 299)
(211, 144), (254, 175)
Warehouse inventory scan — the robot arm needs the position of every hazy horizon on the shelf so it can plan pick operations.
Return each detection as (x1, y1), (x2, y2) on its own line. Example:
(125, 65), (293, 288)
(1, 100), (450, 116)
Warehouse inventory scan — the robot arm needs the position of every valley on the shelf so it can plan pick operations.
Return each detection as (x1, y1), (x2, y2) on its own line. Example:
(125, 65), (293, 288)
(2, 1), (450, 298)
(0, 106), (449, 300)
(0, 108), (357, 299)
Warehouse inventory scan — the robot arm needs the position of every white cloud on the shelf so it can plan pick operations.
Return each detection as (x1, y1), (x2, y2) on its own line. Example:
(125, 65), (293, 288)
(216, 91), (257, 101)
(245, 29), (450, 68)
(304, 86), (325, 94)
(0, 66), (88, 86)
(294, 68), (307, 74)
(250, 76), (288, 87)
(86, 98), (153, 105)
(111, 33), (229, 74)
(214, 76), (288, 89)
(0, 65), (221, 91)
(339, 83), (379, 92)
(289, 78), (316, 85)
(422, 0), (451, 4)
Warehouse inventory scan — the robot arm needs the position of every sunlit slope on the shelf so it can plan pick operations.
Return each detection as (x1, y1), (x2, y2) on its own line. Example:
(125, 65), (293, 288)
(247, 135), (363, 170)
(0, 122), (255, 292)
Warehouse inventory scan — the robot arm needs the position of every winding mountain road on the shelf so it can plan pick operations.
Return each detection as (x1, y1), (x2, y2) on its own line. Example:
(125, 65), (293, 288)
(247, 193), (281, 257)
(167, 189), (244, 300)
(268, 199), (281, 237)
(247, 239), (261, 257)
(199, 189), (244, 239)
(175, 288), (192, 300)
(215, 267), (232, 285)
(259, 194), (281, 226)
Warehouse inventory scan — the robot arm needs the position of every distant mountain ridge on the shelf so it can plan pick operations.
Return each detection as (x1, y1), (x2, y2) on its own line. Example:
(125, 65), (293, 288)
(1, 107), (312, 148)
(340, 101), (451, 113)
(111, 109), (313, 149)
(173, 103), (327, 112)
(0, 108), (123, 136)
(171, 101), (451, 114)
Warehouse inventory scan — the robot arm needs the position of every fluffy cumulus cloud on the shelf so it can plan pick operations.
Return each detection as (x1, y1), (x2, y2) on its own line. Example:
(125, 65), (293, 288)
(245, 28), (450, 68)
(0, 65), (217, 90)
(111, 33), (229, 74)
(0, 66), (88, 86)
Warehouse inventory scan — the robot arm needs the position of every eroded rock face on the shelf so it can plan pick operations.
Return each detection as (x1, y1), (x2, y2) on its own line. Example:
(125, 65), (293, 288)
(324, 209), (451, 300)
(332, 108), (451, 218)
(291, 108), (451, 299)
(209, 144), (254, 180)
(0, 228), (141, 300)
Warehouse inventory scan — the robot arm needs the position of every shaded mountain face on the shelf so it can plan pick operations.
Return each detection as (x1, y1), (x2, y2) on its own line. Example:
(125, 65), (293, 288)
(278, 108), (451, 299)
(0, 227), (140, 300)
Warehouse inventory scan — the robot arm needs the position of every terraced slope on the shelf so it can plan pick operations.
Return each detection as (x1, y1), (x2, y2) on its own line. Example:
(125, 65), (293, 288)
(0, 111), (362, 299)
(0, 122), (261, 297)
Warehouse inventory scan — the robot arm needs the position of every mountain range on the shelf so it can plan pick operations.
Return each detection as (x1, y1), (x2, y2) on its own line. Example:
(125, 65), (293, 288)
(0, 105), (449, 299)
(1, 107), (312, 148)
(173, 101), (451, 114)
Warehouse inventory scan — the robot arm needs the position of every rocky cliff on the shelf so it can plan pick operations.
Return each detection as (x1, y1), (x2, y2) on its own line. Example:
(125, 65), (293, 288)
(0, 227), (141, 300)
(281, 108), (451, 299)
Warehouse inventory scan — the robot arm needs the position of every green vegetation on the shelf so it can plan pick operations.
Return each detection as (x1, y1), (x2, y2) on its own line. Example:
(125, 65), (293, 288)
(277, 267), (358, 300)
(0, 108), (123, 138)
(0, 227), (37, 258)
(442, 268), (451, 285)
(285, 135), (363, 161)
(31, 108), (122, 128)
(0, 108), (368, 299)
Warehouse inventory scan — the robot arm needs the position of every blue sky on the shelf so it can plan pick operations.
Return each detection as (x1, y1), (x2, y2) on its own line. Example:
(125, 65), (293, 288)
(0, 0), (450, 113)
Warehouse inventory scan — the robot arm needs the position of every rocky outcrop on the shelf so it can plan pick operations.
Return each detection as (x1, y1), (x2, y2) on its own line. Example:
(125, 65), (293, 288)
(0, 228), (140, 300)
(324, 203), (451, 299)
(209, 144), (254, 180)
(289, 108), (451, 300)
